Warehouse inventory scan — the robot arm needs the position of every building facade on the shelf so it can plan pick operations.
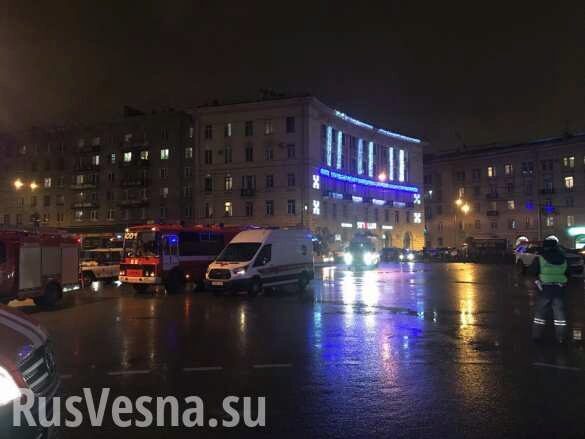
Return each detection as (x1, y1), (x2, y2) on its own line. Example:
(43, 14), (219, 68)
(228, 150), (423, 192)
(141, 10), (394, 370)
(0, 109), (194, 233)
(194, 96), (425, 250)
(424, 133), (585, 249)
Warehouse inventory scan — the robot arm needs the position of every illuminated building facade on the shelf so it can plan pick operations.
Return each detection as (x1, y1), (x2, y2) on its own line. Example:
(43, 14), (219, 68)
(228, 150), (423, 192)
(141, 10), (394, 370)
(424, 133), (585, 249)
(195, 96), (425, 250)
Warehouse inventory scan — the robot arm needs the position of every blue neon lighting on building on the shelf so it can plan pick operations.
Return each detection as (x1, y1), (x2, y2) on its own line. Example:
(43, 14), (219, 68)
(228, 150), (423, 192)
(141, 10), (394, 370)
(368, 141), (374, 177)
(357, 139), (364, 175)
(326, 126), (333, 166)
(319, 168), (419, 193)
(398, 149), (405, 182)
(336, 130), (343, 169)
(334, 110), (421, 144)
(389, 147), (394, 181)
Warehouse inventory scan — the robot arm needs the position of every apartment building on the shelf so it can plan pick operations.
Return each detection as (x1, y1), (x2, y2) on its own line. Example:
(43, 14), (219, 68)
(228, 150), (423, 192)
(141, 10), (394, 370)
(0, 108), (194, 233)
(194, 95), (425, 250)
(424, 133), (585, 249)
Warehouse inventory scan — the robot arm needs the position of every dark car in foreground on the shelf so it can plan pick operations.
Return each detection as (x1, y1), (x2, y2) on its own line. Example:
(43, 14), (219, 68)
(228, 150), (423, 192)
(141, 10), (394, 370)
(0, 305), (59, 438)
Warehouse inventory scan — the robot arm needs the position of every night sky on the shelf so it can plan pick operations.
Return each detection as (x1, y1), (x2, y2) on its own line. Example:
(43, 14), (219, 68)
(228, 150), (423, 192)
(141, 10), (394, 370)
(1, 2), (584, 150)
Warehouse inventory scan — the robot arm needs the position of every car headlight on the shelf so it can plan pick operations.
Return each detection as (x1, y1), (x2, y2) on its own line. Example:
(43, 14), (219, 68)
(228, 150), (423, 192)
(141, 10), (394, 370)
(0, 366), (22, 406)
(343, 253), (353, 265)
(233, 266), (248, 276)
(363, 252), (375, 265)
(407, 253), (415, 261)
(399, 254), (404, 260)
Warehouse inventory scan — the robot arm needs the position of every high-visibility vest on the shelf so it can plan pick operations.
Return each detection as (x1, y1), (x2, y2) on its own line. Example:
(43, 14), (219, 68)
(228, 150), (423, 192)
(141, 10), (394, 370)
(538, 256), (567, 284)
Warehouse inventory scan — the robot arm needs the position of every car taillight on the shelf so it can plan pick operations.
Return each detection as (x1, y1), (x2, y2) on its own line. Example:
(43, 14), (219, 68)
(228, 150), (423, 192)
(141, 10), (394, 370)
(119, 269), (126, 276)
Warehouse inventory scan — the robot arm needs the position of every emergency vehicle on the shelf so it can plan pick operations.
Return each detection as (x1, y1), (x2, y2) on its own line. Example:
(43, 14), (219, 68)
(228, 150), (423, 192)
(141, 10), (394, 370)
(0, 305), (59, 438)
(0, 228), (80, 308)
(119, 224), (243, 294)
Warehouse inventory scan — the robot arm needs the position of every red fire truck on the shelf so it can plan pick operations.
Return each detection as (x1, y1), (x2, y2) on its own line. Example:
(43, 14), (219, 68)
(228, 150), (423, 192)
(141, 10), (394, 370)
(0, 228), (80, 308)
(119, 224), (243, 293)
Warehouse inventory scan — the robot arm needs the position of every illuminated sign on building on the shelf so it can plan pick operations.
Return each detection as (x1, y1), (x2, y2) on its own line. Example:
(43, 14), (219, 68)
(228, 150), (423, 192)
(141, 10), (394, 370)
(372, 199), (385, 206)
(357, 139), (364, 175)
(398, 149), (405, 182)
(319, 168), (419, 193)
(393, 201), (406, 208)
(312, 200), (320, 215)
(312, 174), (320, 190)
(356, 222), (377, 230)
(352, 196), (363, 203)
(413, 193), (421, 205)
(336, 130), (343, 169)
(389, 147), (394, 181)
(368, 141), (374, 177)
(413, 212), (422, 224)
(326, 126), (333, 166)
(381, 225), (394, 230)
(341, 222), (353, 228)
(331, 192), (343, 200)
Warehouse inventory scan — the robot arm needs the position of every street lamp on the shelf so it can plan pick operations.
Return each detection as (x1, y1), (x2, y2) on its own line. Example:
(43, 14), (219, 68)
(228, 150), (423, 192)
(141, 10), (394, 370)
(13, 179), (24, 190)
(453, 199), (471, 246)
(378, 172), (387, 182)
(461, 203), (470, 215)
(30, 181), (38, 191)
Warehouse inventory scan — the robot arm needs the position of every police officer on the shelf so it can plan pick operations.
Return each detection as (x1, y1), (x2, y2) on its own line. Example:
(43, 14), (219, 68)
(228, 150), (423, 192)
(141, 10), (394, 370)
(530, 237), (569, 343)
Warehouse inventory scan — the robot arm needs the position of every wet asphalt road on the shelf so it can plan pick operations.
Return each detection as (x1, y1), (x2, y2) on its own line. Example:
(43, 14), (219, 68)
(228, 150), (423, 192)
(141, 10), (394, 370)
(11, 263), (585, 438)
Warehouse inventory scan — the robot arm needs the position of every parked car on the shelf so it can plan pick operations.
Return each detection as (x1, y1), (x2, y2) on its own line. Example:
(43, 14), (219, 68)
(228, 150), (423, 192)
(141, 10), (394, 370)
(0, 305), (59, 438)
(515, 243), (584, 276)
(206, 228), (314, 296)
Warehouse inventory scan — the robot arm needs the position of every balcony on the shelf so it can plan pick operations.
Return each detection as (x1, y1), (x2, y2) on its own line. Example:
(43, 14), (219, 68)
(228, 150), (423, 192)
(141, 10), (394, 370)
(240, 188), (256, 197)
(486, 210), (499, 217)
(485, 193), (499, 200)
(120, 178), (150, 188)
(118, 198), (150, 208)
(71, 201), (98, 209)
(119, 159), (150, 168)
(70, 183), (97, 190)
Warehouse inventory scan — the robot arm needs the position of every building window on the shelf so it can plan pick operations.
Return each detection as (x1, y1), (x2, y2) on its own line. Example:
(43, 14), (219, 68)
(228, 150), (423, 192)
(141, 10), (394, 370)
(110, 153), (116, 164)
(204, 125), (212, 140)
(160, 207), (168, 219)
(160, 168), (168, 179)
(458, 187), (464, 198)
(162, 128), (170, 141)
(16, 214), (22, 225)
(160, 187), (169, 198)
(91, 155), (100, 166)
(567, 215), (575, 227)
(286, 116), (295, 133)
(245, 121), (254, 137)
(506, 183), (514, 193)
(564, 176), (574, 190)
(287, 144), (296, 159)
(245, 146), (254, 162)
(160, 148), (169, 160)
(107, 172), (115, 183)
(204, 203), (213, 218)
(265, 200), (274, 216)
(30, 196), (37, 207)
(563, 156), (575, 168)
(224, 201), (232, 217)
(265, 146), (274, 161)
(455, 171), (465, 182)
(504, 163), (513, 175)
(188, 127), (194, 138)
(56, 195), (65, 206)
(245, 202), (254, 217)
(472, 168), (481, 181)
(43, 177), (52, 188)
(185, 147), (193, 159)
(204, 175), (212, 192)
(266, 175), (274, 188)
(75, 210), (83, 222)
(123, 152), (132, 162)
(287, 173), (296, 187)
(183, 185), (193, 198)
(90, 210), (98, 221)
(394, 211), (400, 224)
(184, 206), (193, 218)
(56, 212), (64, 223)
(438, 222), (443, 232)
(487, 166), (496, 178)
(475, 220), (481, 229)
(566, 197), (574, 207)
(140, 150), (149, 160)
(490, 221), (498, 230)
(184, 167), (193, 177)
(43, 195), (50, 207)
(225, 175), (233, 191)
(287, 200), (296, 215)
(224, 123), (232, 138)
(507, 200), (515, 210)
(546, 215), (554, 227)
(264, 120), (273, 135)
(224, 146), (232, 164)
(92, 136), (100, 146)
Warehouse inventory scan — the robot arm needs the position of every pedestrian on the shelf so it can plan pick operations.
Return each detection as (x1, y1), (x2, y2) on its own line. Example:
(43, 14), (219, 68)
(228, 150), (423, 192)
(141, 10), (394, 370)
(530, 237), (569, 343)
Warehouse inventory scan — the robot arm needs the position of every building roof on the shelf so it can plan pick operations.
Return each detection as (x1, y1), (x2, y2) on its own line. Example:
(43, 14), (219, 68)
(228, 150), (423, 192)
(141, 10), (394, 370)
(424, 132), (585, 163)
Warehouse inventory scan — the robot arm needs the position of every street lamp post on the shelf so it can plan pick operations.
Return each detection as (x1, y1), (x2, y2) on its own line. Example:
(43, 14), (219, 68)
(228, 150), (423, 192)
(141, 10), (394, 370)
(453, 198), (471, 247)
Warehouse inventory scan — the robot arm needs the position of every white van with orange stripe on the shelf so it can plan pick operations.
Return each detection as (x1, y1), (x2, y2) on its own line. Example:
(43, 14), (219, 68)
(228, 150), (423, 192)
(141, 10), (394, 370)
(206, 228), (314, 296)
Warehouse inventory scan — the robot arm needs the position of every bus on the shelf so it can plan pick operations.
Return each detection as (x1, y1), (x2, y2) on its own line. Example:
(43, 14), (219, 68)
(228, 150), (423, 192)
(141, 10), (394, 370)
(119, 224), (244, 293)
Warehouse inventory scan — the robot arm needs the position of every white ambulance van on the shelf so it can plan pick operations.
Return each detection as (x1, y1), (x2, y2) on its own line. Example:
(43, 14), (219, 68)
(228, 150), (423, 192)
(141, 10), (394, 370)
(205, 228), (314, 296)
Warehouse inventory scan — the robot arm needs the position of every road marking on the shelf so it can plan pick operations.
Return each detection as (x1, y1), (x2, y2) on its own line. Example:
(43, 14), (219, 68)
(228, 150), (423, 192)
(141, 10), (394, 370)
(253, 363), (293, 369)
(183, 366), (223, 372)
(533, 362), (581, 372)
(60, 374), (73, 380)
(107, 370), (151, 376)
